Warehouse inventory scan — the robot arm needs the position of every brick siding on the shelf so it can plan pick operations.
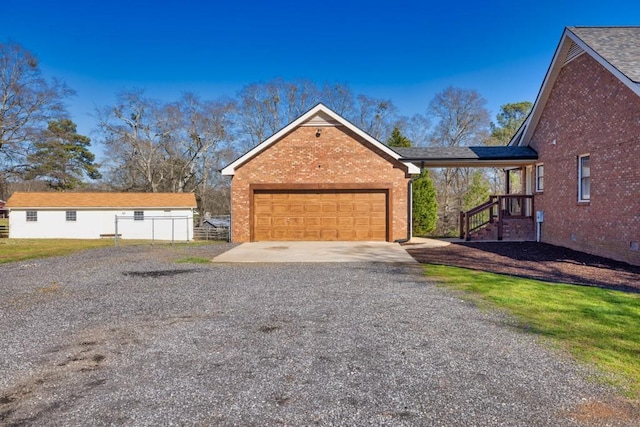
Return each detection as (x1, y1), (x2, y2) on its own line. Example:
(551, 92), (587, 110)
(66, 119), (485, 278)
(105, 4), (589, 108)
(529, 53), (640, 265)
(230, 125), (412, 242)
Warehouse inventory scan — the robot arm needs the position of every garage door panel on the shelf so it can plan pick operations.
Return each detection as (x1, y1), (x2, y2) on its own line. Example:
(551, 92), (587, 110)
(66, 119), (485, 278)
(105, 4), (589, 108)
(338, 203), (354, 212)
(354, 217), (371, 227)
(276, 230), (293, 240)
(253, 190), (387, 241)
(321, 229), (338, 240)
(370, 230), (387, 239)
(272, 217), (288, 226)
(354, 204), (372, 213)
(322, 217), (337, 227)
(337, 229), (356, 240)
(305, 203), (321, 213)
(322, 204), (337, 213)
(289, 217), (304, 226)
(304, 230), (321, 239)
(337, 217), (354, 226)
(371, 217), (386, 226)
(256, 216), (272, 227)
(273, 204), (289, 214)
(305, 217), (321, 226)
(254, 203), (272, 213)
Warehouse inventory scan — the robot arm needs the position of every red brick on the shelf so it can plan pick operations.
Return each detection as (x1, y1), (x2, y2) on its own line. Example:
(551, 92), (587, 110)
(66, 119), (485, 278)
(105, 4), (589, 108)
(530, 53), (640, 265)
(230, 126), (412, 242)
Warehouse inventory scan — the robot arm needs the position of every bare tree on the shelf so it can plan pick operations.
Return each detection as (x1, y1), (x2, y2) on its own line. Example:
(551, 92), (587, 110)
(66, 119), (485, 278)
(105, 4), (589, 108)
(428, 87), (490, 235)
(235, 78), (320, 151)
(0, 41), (74, 196)
(321, 82), (355, 117)
(354, 94), (398, 141)
(96, 90), (235, 219)
(234, 79), (401, 150)
(97, 89), (168, 192)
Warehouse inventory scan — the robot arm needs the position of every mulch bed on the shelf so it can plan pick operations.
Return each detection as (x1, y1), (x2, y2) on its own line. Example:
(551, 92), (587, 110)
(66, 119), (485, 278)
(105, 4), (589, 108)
(404, 241), (640, 293)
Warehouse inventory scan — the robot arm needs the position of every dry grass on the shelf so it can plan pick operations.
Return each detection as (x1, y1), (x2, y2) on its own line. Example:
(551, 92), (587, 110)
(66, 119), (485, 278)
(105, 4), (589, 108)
(0, 239), (146, 264)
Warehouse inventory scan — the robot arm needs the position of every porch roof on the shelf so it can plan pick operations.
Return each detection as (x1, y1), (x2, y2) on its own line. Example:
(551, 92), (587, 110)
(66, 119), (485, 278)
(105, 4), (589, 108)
(394, 146), (538, 168)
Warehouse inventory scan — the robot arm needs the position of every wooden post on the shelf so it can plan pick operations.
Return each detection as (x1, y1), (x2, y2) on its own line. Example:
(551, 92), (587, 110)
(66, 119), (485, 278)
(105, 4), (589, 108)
(497, 202), (504, 241)
(459, 211), (465, 240)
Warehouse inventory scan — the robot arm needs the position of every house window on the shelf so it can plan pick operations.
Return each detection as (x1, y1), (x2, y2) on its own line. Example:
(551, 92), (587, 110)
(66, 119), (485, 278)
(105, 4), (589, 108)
(66, 211), (77, 222)
(134, 211), (144, 221)
(535, 164), (544, 192)
(26, 210), (38, 222)
(578, 154), (590, 202)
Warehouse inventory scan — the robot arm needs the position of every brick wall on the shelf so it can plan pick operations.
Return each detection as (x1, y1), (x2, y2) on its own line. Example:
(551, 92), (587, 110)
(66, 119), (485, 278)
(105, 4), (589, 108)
(529, 53), (640, 265)
(230, 125), (412, 242)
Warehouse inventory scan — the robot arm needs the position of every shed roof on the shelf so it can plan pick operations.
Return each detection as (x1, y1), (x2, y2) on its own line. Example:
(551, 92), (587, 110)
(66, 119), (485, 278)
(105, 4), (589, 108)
(6, 192), (197, 209)
(394, 146), (538, 167)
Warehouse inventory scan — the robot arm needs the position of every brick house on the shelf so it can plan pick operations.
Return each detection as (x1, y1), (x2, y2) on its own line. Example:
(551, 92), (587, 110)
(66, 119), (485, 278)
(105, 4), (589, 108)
(221, 104), (420, 242)
(509, 27), (640, 265)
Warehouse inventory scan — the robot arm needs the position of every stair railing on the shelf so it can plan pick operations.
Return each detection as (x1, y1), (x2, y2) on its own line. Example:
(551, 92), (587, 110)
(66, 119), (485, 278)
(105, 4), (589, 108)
(460, 195), (534, 241)
(459, 197), (499, 240)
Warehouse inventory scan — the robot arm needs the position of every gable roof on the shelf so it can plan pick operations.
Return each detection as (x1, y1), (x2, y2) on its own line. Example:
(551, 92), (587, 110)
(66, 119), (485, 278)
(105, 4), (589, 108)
(221, 103), (421, 175)
(6, 192), (197, 209)
(510, 26), (640, 147)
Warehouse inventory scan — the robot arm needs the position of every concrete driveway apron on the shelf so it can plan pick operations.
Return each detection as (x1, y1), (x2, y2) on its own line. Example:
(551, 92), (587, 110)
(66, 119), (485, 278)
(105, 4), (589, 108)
(212, 241), (417, 263)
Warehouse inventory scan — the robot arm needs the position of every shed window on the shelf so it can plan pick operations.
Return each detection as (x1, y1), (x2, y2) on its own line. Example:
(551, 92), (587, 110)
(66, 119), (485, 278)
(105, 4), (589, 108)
(26, 210), (38, 222)
(66, 211), (77, 222)
(578, 155), (590, 202)
(134, 211), (144, 221)
(535, 164), (544, 192)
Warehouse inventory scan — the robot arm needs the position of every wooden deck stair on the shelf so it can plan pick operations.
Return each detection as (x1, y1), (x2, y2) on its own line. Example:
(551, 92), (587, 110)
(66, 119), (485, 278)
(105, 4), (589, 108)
(461, 195), (535, 242)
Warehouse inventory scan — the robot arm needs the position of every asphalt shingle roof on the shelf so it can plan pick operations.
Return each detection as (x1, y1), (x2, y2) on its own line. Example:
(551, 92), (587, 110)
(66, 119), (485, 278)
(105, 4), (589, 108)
(394, 146), (538, 161)
(6, 192), (197, 209)
(569, 26), (640, 83)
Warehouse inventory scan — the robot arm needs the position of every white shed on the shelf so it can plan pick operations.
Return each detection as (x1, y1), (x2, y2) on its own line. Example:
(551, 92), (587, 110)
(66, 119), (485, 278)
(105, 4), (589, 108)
(6, 192), (197, 240)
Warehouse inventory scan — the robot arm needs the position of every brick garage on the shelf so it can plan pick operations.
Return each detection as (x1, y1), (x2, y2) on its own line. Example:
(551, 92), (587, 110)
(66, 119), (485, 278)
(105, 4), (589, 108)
(512, 27), (640, 266)
(221, 104), (419, 242)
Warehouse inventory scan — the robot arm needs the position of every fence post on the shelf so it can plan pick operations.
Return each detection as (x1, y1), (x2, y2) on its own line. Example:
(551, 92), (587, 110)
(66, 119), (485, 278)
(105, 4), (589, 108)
(459, 211), (465, 239)
(114, 216), (119, 246)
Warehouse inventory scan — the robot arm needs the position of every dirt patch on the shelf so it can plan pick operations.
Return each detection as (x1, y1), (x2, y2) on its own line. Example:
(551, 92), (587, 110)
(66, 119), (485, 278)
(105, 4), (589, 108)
(566, 397), (640, 426)
(405, 242), (640, 292)
(123, 269), (199, 278)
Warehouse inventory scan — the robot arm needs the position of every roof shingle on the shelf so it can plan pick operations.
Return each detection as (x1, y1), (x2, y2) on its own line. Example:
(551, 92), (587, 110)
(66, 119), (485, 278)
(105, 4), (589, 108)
(569, 26), (640, 83)
(6, 192), (197, 209)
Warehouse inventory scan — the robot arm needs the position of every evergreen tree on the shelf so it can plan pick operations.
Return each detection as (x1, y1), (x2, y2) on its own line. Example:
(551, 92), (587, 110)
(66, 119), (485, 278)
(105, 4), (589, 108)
(412, 169), (438, 236)
(387, 126), (412, 147)
(26, 119), (101, 190)
(486, 101), (532, 146)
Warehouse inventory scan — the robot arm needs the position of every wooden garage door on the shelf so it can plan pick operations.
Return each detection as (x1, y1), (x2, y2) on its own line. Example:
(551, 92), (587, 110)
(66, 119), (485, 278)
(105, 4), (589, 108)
(253, 190), (388, 241)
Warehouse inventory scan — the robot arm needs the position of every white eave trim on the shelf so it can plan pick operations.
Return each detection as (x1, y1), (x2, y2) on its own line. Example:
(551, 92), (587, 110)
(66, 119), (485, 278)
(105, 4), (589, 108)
(516, 27), (640, 147)
(221, 103), (420, 175)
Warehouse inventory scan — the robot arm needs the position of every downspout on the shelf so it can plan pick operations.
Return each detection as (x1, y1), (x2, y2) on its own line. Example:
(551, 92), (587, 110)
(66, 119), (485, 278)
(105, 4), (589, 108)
(228, 178), (233, 243)
(395, 163), (422, 243)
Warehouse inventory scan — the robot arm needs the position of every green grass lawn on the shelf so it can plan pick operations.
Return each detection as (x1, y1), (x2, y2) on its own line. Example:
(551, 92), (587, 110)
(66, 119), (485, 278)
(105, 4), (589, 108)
(0, 238), (219, 264)
(424, 264), (640, 398)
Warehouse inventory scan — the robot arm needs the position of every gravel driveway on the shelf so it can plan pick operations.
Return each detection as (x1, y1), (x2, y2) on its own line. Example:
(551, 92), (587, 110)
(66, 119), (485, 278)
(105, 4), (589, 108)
(0, 244), (632, 426)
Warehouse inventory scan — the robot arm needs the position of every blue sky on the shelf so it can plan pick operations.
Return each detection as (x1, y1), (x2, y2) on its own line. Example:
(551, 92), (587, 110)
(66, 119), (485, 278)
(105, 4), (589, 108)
(3, 0), (640, 141)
